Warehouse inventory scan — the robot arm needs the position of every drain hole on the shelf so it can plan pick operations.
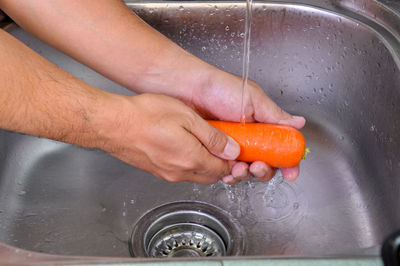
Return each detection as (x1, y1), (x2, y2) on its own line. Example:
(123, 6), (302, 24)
(129, 201), (245, 258)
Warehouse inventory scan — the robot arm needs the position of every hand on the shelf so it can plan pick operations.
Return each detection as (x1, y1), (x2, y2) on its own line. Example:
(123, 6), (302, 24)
(0, 0), (304, 185)
(96, 93), (240, 184)
(188, 68), (306, 185)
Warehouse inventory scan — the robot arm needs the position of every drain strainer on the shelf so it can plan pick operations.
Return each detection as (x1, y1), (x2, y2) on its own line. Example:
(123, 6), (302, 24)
(148, 223), (225, 257)
(129, 201), (245, 258)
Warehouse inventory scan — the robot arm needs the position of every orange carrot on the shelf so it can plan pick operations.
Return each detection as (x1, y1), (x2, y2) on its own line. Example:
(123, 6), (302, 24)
(207, 120), (306, 168)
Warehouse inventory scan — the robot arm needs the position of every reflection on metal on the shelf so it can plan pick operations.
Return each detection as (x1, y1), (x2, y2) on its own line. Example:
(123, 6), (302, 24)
(0, 0), (399, 263)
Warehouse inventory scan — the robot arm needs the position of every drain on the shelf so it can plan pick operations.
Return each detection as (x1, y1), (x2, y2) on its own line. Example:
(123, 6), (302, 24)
(148, 223), (225, 257)
(129, 201), (245, 258)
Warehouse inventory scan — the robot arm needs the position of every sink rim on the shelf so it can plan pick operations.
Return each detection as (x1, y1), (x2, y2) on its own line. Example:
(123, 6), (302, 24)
(0, 240), (383, 264)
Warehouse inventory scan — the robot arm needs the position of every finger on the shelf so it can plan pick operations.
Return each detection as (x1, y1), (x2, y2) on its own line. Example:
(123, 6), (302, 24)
(231, 162), (250, 181)
(195, 144), (237, 182)
(280, 116), (306, 130)
(222, 175), (234, 184)
(222, 175), (240, 186)
(251, 86), (306, 129)
(189, 151), (233, 184)
(249, 161), (276, 182)
(188, 117), (240, 161)
(171, 129), (233, 184)
(280, 166), (300, 182)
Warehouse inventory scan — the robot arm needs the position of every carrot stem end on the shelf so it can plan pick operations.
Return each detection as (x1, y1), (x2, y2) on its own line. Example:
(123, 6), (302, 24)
(302, 147), (311, 160)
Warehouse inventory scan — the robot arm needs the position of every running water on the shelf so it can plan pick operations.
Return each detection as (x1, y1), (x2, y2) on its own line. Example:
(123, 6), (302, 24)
(240, 0), (253, 124)
(213, 3), (304, 222)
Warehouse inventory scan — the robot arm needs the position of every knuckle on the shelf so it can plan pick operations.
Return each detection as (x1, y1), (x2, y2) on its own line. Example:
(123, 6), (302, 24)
(181, 109), (198, 130)
(181, 158), (199, 171)
(210, 161), (231, 178)
(207, 130), (226, 153)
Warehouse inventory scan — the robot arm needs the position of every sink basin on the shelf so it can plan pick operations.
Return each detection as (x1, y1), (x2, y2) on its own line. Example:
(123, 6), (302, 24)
(0, 0), (399, 262)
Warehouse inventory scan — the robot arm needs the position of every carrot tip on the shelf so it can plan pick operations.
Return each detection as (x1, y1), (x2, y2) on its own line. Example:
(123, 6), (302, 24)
(302, 147), (311, 160)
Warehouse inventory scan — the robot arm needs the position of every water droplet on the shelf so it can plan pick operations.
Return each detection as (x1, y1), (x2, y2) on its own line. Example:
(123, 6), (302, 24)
(201, 46), (206, 52)
(248, 180), (256, 189)
(130, 199), (135, 204)
(370, 125), (376, 132)
(293, 202), (300, 209)
(178, 6), (184, 11)
(18, 190), (26, 196)
(225, 25), (230, 31)
(239, 32), (245, 38)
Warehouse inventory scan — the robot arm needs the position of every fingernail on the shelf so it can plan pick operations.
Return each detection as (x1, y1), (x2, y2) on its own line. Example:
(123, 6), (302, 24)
(252, 167), (266, 178)
(222, 136), (240, 160)
(233, 168), (248, 179)
(284, 171), (298, 181)
(284, 172), (296, 181)
(279, 115), (306, 128)
(222, 175), (234, 184)
(292, 115), (306, 127)
(281, 167), (299, 181)
(292, 115), (306, 123)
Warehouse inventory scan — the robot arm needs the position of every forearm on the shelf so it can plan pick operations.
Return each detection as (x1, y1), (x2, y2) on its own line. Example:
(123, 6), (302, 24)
(0, 29), (114, 148)
(0, 0), (215, 100)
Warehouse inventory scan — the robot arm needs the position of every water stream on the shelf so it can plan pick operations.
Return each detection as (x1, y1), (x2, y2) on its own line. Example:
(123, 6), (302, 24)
(240, 0), (253, 124)
(226, 1), (301, 221)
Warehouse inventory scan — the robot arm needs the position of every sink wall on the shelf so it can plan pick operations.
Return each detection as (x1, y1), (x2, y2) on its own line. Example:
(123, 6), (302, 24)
(0, 0), (399, 258)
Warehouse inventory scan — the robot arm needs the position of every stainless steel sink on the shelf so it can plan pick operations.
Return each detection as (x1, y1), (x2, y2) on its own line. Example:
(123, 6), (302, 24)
(0, 0), (399, 262)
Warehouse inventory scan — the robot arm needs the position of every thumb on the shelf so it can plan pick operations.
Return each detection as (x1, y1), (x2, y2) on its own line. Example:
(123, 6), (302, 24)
(209, 133), (240, 160)
(190, 118), (240, 160)
(253, 88), (306, 129)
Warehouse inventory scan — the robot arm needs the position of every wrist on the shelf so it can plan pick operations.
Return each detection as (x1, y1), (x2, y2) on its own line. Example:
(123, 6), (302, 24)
(88, 92), (136, 153)
(124, 47), (217, 104)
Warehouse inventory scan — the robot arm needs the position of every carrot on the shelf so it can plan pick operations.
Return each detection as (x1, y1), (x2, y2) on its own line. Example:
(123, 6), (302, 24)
(207, 120), (306, 168)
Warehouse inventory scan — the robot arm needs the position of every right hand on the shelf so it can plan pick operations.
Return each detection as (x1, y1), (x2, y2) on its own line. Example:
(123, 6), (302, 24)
(96, 93), (240, 184)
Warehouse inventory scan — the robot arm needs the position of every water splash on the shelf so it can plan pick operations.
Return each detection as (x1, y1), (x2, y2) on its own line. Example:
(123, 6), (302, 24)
(250, 175), (301, 221)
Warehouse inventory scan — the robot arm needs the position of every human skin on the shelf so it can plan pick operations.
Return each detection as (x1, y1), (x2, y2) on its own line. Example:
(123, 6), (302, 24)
(0, 0), (305, 184)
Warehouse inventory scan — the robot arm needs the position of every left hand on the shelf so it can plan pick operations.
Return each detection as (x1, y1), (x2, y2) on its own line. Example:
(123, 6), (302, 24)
(186, 67), (306, 185)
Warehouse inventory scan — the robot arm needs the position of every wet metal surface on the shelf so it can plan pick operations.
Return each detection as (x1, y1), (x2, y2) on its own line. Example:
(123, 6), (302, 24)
(0, 0), (399, 259)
